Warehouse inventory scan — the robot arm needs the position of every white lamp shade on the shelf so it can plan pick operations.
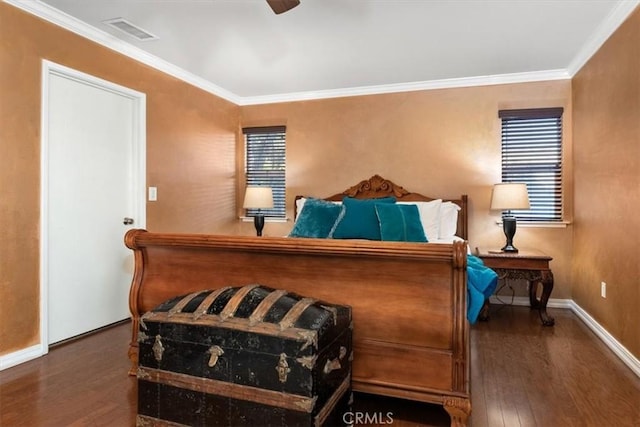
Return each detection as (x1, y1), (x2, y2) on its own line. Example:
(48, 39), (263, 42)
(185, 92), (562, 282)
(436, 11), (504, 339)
(243, 186), (274, 209)
(490, 183), (530, 210)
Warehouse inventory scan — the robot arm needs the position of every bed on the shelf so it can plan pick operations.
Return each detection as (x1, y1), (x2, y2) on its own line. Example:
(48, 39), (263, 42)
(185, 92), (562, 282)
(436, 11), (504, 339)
(125, 175), (490, 426)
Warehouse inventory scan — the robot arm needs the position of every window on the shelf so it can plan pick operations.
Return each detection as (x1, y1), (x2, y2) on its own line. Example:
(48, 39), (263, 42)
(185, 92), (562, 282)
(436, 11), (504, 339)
(499, 108), (564, 222)
(243, 126), (286, 219)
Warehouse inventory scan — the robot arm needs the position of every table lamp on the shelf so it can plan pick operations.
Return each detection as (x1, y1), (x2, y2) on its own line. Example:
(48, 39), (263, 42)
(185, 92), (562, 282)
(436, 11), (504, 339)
(243, 186), (273, 236)
(490, 183), (530, 253)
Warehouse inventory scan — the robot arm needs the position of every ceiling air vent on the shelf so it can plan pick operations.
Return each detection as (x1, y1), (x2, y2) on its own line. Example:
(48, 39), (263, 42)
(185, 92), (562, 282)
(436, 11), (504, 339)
(102, 18), (158, 41)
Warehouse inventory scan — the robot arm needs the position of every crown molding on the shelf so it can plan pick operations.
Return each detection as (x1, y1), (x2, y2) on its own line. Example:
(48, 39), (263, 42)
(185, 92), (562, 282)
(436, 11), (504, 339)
(7, 0), (631, 106)
(238, 69), (571, 105)
(567, 0), (640, 76)
(5, 0), (242, 105)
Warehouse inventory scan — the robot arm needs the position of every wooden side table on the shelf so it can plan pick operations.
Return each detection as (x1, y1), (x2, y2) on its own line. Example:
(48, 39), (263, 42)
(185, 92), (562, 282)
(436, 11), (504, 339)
(475, 247), (555, 326)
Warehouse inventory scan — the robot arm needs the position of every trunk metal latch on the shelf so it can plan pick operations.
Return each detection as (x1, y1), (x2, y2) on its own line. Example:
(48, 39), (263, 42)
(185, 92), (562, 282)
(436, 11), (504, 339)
(276, 353), (291, 383)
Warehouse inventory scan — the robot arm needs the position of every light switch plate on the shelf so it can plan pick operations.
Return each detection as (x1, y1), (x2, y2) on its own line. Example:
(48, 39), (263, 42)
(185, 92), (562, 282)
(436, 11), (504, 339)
(148, 186), (157, 201)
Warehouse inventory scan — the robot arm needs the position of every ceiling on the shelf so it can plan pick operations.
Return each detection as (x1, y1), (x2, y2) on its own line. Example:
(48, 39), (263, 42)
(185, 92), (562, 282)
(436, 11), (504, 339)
(11, 0), (639, 104)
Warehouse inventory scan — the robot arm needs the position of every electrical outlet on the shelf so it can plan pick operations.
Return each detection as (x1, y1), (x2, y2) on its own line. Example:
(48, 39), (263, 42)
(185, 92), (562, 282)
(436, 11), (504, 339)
(601, 282), (607, 298)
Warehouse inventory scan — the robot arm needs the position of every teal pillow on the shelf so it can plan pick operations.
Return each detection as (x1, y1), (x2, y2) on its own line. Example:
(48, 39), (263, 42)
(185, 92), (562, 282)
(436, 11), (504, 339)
(375, 203), (427, 242)
(289, 198), (342, 238)
(330, 196), (396, 240)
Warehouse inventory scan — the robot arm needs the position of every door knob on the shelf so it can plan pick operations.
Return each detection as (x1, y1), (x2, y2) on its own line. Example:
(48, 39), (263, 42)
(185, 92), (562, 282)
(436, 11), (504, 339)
(123, 217), (134, 225)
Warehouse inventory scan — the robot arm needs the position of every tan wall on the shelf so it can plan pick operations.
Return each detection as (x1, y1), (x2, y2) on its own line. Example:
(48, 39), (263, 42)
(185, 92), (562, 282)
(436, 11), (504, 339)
(240, 81), (574, 301)
(572, 8), (640, 358)
(7, 0), (636, 363)
(0, 3), (239, 355)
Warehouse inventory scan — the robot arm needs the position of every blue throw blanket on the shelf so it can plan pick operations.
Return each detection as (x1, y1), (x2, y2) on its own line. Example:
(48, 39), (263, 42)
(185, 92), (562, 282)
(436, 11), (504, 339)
(466, 254), (498, 324)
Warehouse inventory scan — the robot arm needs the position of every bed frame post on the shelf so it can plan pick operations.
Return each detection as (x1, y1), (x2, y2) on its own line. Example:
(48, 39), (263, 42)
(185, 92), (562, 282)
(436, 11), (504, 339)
(445, 239), (471, 426)
(124, 229), (147, 375)
(459, 195), (468, 241)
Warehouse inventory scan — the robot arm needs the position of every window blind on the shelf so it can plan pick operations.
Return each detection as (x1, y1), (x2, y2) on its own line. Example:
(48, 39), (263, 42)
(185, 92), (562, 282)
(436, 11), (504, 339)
(243, 126), (286, 218)
(499, 108), (563, 222)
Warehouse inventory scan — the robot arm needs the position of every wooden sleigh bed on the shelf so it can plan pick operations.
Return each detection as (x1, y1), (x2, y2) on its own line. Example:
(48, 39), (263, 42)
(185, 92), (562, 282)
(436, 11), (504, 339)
(125, 175), (472, 426)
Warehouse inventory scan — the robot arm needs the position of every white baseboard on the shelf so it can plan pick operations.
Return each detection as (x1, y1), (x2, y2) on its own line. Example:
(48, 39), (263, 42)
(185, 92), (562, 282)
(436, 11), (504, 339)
(0, 344), (47, 371)
(569, 301), (640, 378)
(489, 295), (573, 309)
(488, 296), (640, 378)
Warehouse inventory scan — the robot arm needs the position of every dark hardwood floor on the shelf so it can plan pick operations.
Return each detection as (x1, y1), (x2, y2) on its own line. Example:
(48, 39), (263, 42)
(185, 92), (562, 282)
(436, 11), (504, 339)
(1, 305), (639, 426)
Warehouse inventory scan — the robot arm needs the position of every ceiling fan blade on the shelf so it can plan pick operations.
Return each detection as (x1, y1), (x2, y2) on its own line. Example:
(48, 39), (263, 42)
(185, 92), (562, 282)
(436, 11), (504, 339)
(267, 0), (300, 14)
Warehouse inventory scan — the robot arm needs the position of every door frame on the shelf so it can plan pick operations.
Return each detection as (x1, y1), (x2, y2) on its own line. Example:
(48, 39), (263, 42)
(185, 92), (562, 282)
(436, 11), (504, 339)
(39, 60), (146, 354)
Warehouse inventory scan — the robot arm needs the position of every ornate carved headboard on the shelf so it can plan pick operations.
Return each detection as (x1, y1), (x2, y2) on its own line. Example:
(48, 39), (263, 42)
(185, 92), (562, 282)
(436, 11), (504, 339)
(295, 174), (468, 240)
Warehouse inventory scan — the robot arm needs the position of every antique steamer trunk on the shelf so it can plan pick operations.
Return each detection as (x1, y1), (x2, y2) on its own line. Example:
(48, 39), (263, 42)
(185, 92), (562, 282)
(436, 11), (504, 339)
(137, 284), (353, 426)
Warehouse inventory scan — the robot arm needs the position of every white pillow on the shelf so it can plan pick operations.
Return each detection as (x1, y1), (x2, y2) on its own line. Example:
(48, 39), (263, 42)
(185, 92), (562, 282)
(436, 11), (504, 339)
(398, 199), (442, 241)
(295, 197), (307, 220)
(439, 201), (461, 239)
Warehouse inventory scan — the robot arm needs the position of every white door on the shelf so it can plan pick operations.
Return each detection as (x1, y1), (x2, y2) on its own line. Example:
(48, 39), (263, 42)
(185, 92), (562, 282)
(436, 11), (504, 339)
(42, 61), (145, 345)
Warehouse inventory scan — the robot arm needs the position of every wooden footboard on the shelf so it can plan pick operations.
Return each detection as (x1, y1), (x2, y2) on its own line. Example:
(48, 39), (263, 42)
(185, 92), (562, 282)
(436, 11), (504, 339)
(125, 229), (470, 426)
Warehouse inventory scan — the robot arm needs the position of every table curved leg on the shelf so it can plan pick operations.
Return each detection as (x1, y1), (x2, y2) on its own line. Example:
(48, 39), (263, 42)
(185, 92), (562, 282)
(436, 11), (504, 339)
(478, 299), (490, 321)
(528, 270), (555, 326)
(538, 270), (555, 326)
(529, 280), (540, 309)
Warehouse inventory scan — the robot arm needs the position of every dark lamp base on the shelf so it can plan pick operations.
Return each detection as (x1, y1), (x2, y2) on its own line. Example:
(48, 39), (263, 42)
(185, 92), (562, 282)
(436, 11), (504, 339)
(502, 215), (519, 253)
(501, 244), (519, 253)
(253, 215), (265, 237)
